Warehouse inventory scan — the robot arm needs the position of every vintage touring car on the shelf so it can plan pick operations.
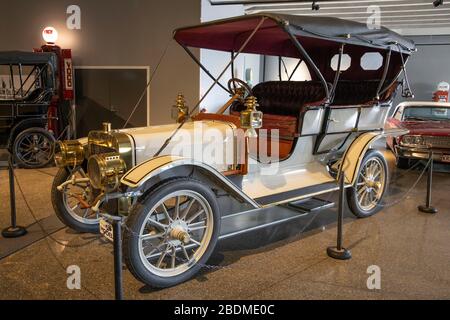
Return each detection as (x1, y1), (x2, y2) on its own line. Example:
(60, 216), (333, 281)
(0, 51), (58, 168)
(51, 14), (414, 288)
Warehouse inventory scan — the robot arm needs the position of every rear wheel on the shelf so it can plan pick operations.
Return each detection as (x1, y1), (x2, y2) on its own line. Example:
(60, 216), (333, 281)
(123, 178), (220, 288)
(13, 127), (55, 169)
(347, 150), (388, 218)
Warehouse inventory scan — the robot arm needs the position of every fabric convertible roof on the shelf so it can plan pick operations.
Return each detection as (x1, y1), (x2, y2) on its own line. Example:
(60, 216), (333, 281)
(174, 13), (415, 57)
(0, 51), (57, 67)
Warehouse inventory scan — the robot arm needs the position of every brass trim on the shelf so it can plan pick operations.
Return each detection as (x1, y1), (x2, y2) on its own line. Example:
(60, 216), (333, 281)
(87, 153), (127, 191)
(54, 140), (84, 168)
(88, 128), (134, 170)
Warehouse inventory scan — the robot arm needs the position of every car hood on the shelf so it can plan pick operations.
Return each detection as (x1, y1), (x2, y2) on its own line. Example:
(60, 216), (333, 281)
(398, 121), (450, 136)
(119, 120), (237, 168)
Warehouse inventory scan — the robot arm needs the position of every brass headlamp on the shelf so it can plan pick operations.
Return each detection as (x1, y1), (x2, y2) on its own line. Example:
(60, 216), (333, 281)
(171, 93), (189, 123)
(87, 153), (126, 190)
(240, 96), (263, 138)
(54, 140), (85, 168)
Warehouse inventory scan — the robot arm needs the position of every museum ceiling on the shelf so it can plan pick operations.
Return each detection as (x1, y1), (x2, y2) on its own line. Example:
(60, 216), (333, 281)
(209, 0), (450, 36)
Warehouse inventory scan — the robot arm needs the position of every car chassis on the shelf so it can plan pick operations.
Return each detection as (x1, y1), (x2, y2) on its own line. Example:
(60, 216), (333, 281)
(51, 13), (414, 288)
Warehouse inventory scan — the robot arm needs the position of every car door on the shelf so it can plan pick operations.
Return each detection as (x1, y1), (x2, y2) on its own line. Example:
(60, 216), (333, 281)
(314, 104), (391, 154)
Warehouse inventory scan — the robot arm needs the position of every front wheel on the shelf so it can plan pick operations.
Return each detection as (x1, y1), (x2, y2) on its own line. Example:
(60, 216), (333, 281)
(347, 150), (388, 218)
(123, 178), (220, 288)
(51, 167), (101, 233)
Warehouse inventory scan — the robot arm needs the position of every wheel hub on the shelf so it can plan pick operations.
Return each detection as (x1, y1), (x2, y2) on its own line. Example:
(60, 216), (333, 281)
(356, 157), (386, 212)
(168, 220), (190, 245)
(365, 178), (380, 189)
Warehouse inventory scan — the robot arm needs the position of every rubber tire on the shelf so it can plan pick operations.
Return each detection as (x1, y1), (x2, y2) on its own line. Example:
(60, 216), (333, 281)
(51, 168), (100, 233)
(396, 157), (410, 169)
(13, 127), (55, 169)
(347, 150), (388, 218)
(123, 178), (221, 288)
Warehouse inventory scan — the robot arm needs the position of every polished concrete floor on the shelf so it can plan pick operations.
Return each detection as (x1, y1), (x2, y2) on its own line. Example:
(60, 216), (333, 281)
(0, 145), (449, 300)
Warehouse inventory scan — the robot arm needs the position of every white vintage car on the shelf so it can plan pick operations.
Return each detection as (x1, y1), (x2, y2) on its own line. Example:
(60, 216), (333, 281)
(51, 13), (414, 288)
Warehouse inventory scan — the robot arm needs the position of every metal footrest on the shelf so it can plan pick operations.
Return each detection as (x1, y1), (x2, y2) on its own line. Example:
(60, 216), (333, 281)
(287, 197), (335, 213)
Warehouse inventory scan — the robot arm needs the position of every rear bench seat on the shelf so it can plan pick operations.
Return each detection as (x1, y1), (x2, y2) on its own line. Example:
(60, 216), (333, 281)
(230, 80), (397, 132)
(228, 80), (396, 160)
(332, 80), (399, 106)
(231, 81), (327, 137)
(230, 81), (327, 160)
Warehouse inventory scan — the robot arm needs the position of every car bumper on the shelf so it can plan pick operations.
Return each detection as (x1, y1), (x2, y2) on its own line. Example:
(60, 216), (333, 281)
(395, 146), (450, 162)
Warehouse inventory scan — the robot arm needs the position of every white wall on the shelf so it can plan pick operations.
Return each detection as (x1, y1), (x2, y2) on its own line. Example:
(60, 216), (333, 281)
(392, 35), (450, 108)
(200, 0), (262, 113)
(264, 56), (311, 82)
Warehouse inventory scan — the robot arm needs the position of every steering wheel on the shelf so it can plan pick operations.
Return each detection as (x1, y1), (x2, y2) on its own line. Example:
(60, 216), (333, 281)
(227, 78), (252, 98)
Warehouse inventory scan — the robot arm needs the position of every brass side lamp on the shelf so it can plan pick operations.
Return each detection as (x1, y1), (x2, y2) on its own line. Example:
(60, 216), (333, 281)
(171, 94), (189, 123)
(240, 96), (263, 138)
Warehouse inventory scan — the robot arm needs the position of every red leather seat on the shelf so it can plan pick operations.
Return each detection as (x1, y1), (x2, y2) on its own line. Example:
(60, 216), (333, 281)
(332, 80), (400, 106)
(230, 81), (326, 138)
(230, 81), (327, 160)
(231, 81), (326, 117)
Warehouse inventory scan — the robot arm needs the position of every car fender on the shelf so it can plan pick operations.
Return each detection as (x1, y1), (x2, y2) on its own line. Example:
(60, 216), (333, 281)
(7, 117), (48, 150)
(339, 128), (408, 185)
(120, 155), (260, 208)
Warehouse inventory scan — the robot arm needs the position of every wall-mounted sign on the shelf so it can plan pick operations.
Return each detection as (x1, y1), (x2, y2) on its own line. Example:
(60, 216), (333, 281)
(42, 26), (58, 44)
(62, 49), (74, 100)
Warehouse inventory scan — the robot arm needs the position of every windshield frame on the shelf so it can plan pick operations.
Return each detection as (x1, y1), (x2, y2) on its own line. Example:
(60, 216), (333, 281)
(401, 106), (450, 122)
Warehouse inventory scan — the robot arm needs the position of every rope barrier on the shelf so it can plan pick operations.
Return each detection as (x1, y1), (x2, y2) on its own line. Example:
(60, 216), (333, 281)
(122, 37), (172, 129)
(345, 157), (431, 209)
(3, 146), (438, 297)
(14, 171), (100, 249)
(10, 167), (102, 299)
(35, 168), (57, 178)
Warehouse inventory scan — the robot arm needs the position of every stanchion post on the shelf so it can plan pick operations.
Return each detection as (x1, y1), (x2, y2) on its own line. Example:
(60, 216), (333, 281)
(418, 151), (437, 214)
(112, 217), (124, 300)
(2, 153), (27, 238)
(327, 170), (351, 260)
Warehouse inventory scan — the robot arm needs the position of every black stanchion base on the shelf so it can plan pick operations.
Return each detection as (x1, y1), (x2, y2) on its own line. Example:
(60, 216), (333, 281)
(327, 246), (352, 260)
(2, 226), (27, 238)
(418, 205), (438, 214)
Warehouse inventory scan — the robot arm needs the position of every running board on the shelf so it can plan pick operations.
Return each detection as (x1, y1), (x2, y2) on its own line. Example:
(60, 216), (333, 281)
(219, 202), (331, 240)
(254, 181), (349, 207)
(286, 197), (335, 213)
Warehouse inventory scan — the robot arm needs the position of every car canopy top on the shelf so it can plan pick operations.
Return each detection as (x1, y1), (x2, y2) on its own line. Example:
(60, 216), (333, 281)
(174, 13), (416, 94)
(0, 51), (57, 69)
(173, 13), (415, 57)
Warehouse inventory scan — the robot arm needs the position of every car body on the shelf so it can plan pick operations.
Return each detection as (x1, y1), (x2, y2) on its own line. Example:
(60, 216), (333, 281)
(51, 13), (414, 288)
(386, 101), (450, 167)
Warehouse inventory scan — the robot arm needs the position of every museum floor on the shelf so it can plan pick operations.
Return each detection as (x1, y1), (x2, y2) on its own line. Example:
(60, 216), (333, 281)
(0, 145), (449, 300)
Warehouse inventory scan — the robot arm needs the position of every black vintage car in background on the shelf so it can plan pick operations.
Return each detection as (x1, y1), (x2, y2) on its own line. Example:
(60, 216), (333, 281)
(0, 51), (61, 168)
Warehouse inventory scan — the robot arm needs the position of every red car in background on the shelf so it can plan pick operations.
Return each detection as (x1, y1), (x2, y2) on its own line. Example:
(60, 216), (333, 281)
(386, 102), (450, 168)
